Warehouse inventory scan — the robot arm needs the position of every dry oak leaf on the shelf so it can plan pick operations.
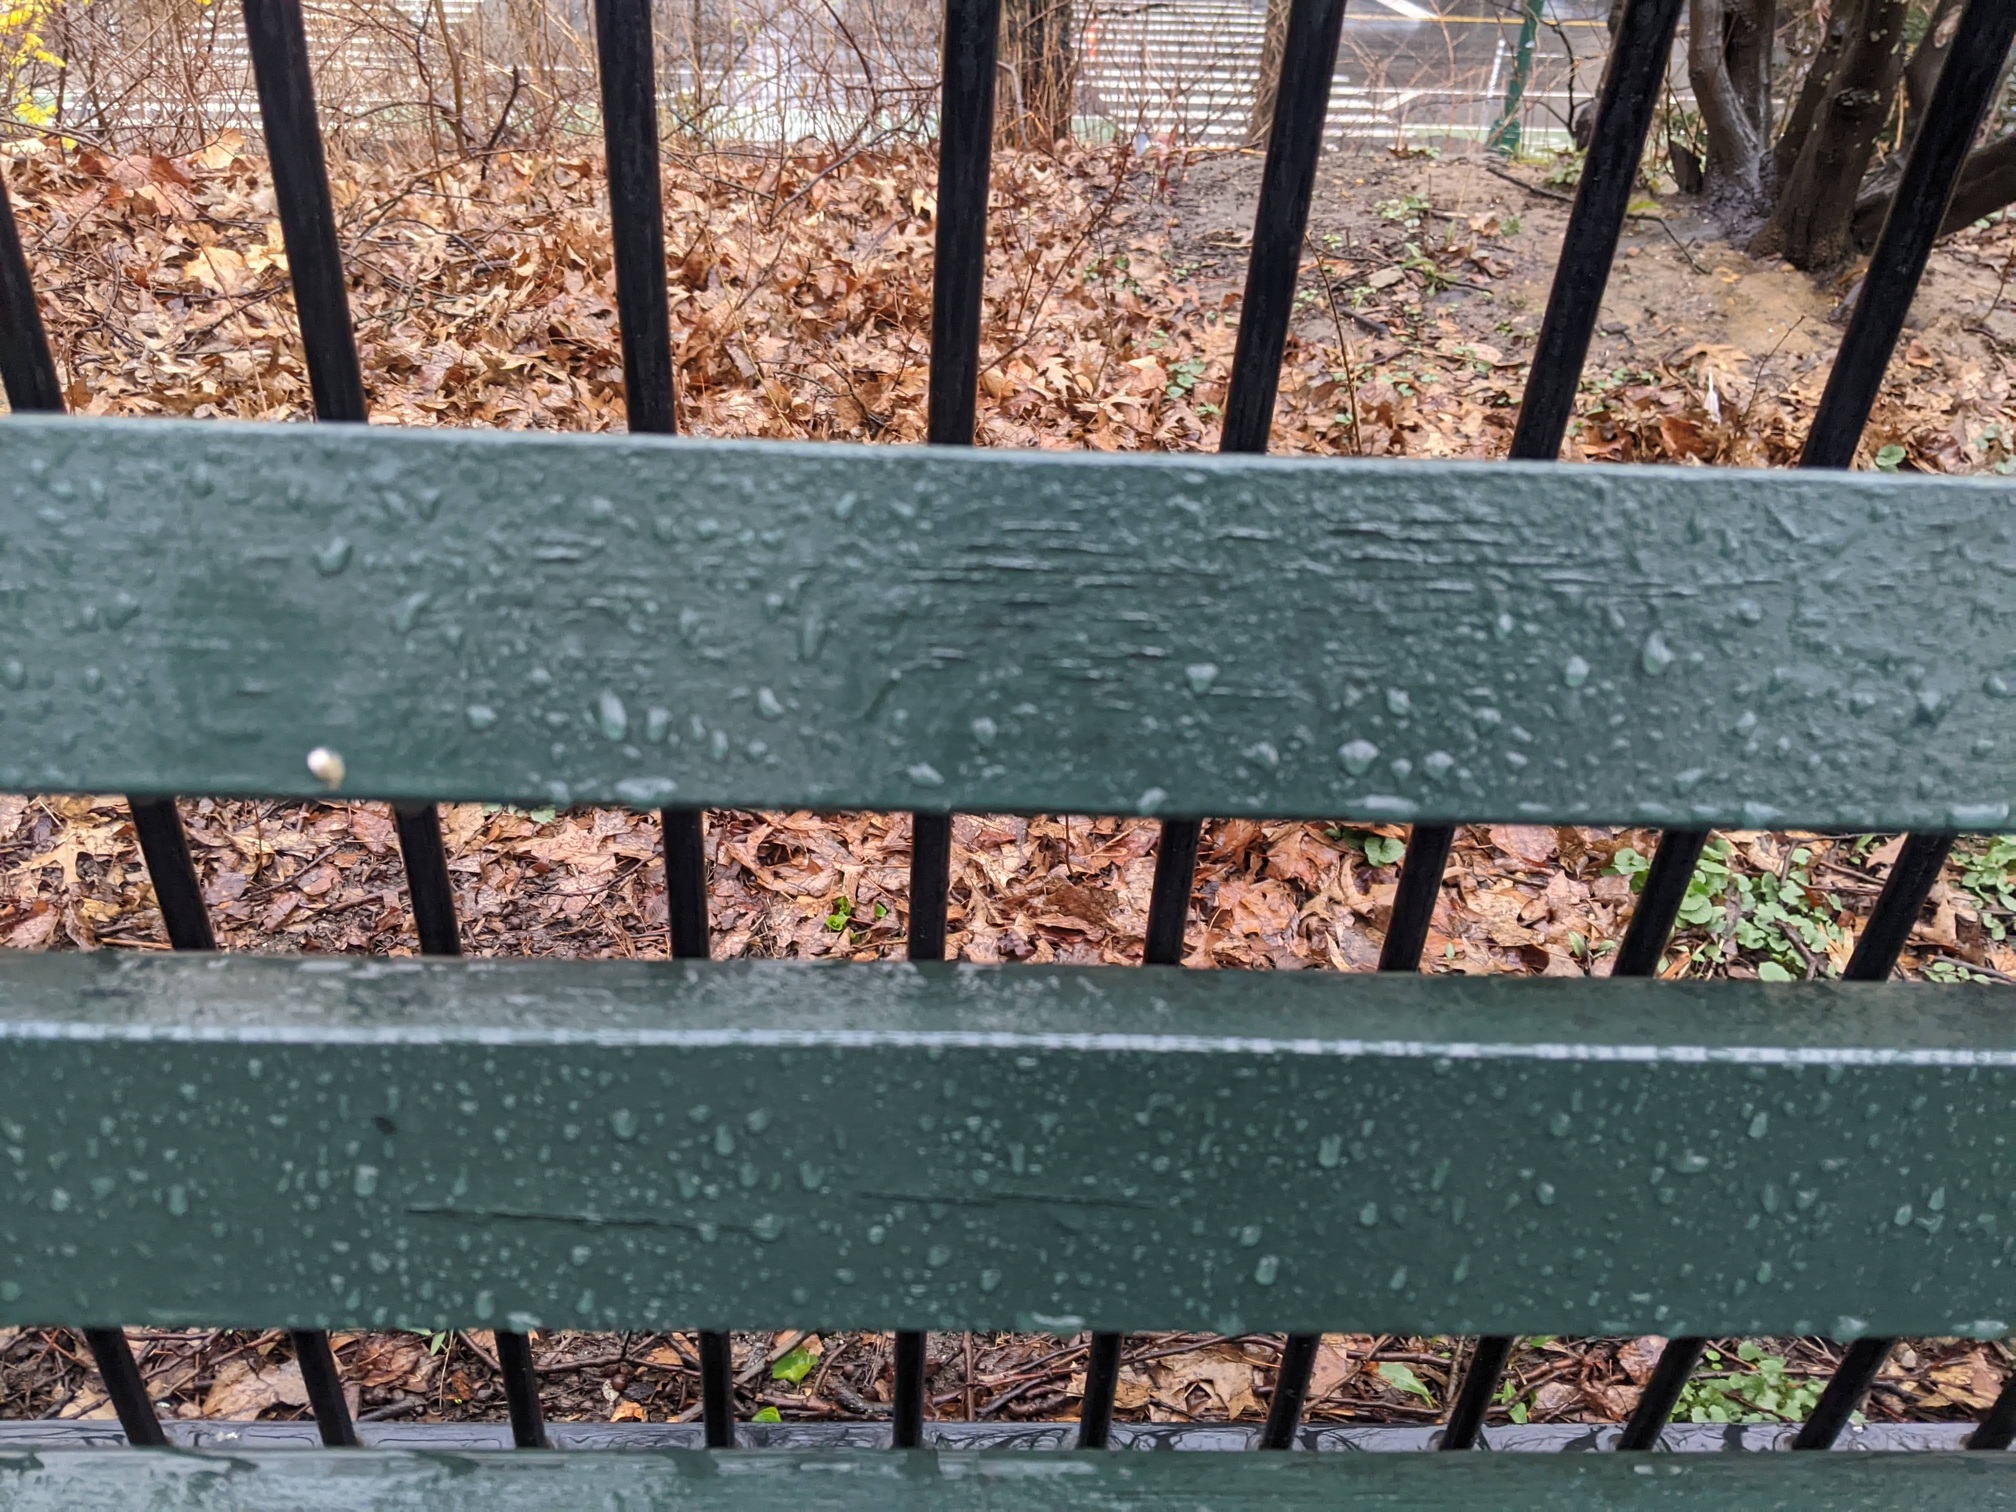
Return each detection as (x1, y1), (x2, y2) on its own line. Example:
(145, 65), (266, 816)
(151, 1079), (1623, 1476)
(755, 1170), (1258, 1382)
(1530, 1380), (1582, 1420)
(346, 1333), (432, 1392)
(1306, 1335), (1364, 1401)
(1217, 877), (1298, 939)
(1067, 1368), (1153, 1411)
(1589, 1382), (1643, 1419)
(22, 822), (128, 885)
(1487, 825), (1557, 868)
(1614, 1336), (1667, 1386)
(1151, 1344), (1263, 1420)
(1924, 1352), (2001, 1411)
(202, 1357), (311, 1419)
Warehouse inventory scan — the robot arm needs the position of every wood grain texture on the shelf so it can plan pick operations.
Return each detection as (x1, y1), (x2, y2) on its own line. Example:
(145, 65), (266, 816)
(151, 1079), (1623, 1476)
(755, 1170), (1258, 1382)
(1, 953), (2012, 1339)
(0, 414), (2011, 826)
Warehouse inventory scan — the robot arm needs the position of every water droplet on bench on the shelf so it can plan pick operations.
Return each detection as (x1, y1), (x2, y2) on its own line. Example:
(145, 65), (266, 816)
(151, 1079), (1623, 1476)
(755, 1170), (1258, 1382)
(598, 691), (628, 741)
(1641, 632), (1674, 676)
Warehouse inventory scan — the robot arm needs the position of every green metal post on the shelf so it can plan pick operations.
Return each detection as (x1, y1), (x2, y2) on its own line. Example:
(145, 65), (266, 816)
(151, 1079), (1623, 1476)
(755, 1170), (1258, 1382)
(1489, 0), (1545, 156)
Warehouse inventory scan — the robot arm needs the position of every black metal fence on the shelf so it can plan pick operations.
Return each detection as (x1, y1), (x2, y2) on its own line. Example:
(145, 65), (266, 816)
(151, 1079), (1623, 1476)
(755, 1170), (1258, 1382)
(2, 0), (2015, 1458)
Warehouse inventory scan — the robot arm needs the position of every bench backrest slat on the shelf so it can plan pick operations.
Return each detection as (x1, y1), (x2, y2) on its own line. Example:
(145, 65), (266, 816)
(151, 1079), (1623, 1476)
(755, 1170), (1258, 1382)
(3, 952), (2013, 1342)
(0, 415), (2008, 831)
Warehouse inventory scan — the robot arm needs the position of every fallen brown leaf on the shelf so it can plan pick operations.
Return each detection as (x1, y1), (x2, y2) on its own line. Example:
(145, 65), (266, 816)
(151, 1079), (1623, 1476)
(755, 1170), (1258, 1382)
(202, 1357), (308, 1418)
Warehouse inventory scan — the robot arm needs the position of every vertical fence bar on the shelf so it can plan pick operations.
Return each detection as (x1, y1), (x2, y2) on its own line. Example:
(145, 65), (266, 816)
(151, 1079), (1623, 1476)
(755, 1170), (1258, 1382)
(1376, 823), (1454, 973)
(1423, 0), (1687, 1443)
(595, 0), (678, 439)
(237, 0), (439, 1448)
(242, 0), (366, 424)
(1761, 838), (1960, 1449)
(1439, 1334), (1515, 1450)
(699, 1331), (736, 1449)
(1617, 0), (2015, 1447)
(1379, 824), (1458, 973)
(661, 807), (711, 961)
(1799, 0), (2016, 472)
(1075, 1333), (1124, 1450)
(0, 170), (65, 412)
(894, 0), (1004, 1447)
(924, 0), (1000, 453)
(1259, 1332), (1322, 1450)
(1504, 0), (1686, 462)
(391, 804), (461, 958)
(127, 798), (217, 952)
(1616, 1336), (1707, 1450)
(494, 1329), (550, 1449)
(402, 768), (539, 1431)
(1388, 0), (1689, 1173)
(657, 813), (708, 1445)
(1140, 819), (1202, 967)
(80, 1330), (168, 1447)
(586, 0), (735, 1451)
(1215, 0), (1347, 457)
(1845, 832), (1956, 982)
(892, 1330), (930, 1449)
(1445, 0), (1691, 1067)
(242, 0), (464, 970)
(1123, 0), (1353, 1448)
(1610, 828), (1708, 979)
(6, 157), (225, 1449)
(1970, 1374), (2016, 1450)
(1140, 0), (1352, 1009)
(289, 1330), (359, 1447)
(2, 180), (220, 958)
(1792, 1337), (1894, 1450)
(906, 814), (954, 966)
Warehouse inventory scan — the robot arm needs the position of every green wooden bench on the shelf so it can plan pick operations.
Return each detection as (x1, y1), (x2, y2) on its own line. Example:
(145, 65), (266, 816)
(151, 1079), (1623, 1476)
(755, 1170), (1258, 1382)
(2, 0), (2015, 1503)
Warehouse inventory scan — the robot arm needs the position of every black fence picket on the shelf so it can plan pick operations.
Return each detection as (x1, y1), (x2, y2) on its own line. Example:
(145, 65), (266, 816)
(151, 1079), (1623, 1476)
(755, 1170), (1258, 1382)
(79, 1330), (167, 1447)
(587, 0), (731, 1446)
(3, 63), (228, 1455)
(234, 0), (430, 1447)
(883, 0), (1005, 1446)
(1109, 0), (1351, 1449)
(1418, 0), (1686, 1447)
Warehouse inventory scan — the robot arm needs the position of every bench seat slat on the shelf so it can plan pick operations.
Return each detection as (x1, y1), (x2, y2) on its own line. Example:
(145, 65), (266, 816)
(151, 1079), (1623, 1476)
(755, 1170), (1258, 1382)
(1, 415), (2011, 828)
(1, 1447), (2013, 1510)
(1, 953), (2011, 1339)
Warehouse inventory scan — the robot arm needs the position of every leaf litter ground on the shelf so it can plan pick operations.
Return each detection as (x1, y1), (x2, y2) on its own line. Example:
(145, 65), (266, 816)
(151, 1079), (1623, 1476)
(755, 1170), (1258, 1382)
(1, 131), (2013, 1431)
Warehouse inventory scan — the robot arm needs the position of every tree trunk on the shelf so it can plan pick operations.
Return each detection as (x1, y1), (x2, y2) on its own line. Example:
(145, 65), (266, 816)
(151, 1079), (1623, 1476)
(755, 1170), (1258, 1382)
(1687, 0), (1778, 214)
(1846, 15), (2012, 240)
(1902, 0), (1964, 126)
(1247, 0), (1292, 147)
(1772, 3), (1851, 188)
(1852, 130), (2016, 249)
(1005, 0), (1075, 145)
(1753, 0), (1911, 267)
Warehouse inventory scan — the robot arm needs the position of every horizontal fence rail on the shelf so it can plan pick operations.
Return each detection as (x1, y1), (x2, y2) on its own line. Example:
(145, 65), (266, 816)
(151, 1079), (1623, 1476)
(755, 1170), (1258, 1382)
(0, 417), (2012, 828)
